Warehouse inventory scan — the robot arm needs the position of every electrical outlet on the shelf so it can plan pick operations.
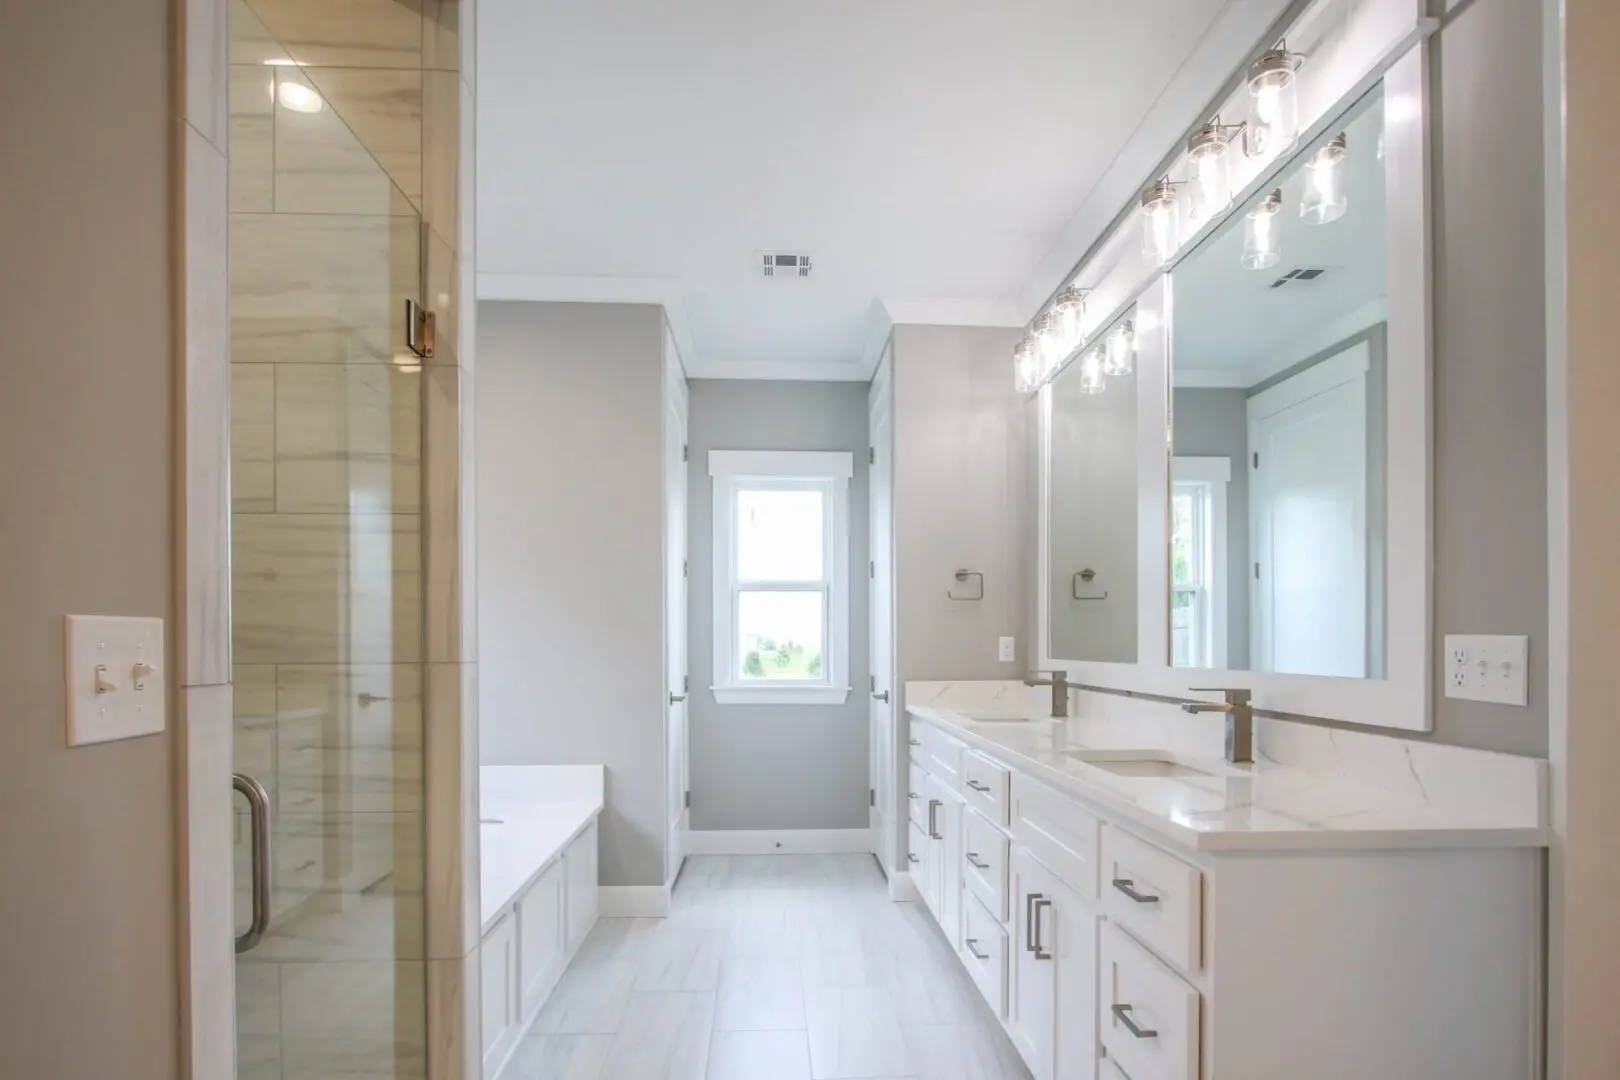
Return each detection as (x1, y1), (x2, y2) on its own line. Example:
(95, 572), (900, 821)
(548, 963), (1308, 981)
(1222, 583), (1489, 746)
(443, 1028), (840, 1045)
(998, 636), (1016, 663)
(1443, 634), (1529, 706)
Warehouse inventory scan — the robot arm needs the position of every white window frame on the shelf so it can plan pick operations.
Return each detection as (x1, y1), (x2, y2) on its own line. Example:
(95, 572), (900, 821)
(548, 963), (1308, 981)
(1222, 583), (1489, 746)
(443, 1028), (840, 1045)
(708, 450), (852, 705)
(1171, 456), (1231, 670)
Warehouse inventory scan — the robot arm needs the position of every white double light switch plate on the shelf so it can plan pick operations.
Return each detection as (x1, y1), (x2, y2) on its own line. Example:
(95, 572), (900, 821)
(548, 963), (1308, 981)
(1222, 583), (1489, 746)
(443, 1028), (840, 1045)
(64, 615), (167, 746)
(1443, 634), (1529, 707)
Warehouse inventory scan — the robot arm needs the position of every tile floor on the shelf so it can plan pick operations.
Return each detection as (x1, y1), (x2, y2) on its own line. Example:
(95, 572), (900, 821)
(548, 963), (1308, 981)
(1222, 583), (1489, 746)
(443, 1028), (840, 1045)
(504, 854), (1032, 1080)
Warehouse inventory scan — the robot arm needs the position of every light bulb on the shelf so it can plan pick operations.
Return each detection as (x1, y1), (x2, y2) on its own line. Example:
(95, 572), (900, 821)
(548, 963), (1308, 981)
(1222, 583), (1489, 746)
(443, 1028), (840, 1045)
(277, 80), (324, 114)
(1187, 122), (1233, 223)
(1103, 322), (1135, 376)
(1052, 286), (1089, 355)
(1242, 188), (1283, 270)
(1032, 314), (1064, 379)
(1141, 180), (1180, 267)
(1013, 338), (1039, 394)
(1078, 349), (1107, 395)
(1300, 132), (1348, 225)
(1245, 48), (1300, 159)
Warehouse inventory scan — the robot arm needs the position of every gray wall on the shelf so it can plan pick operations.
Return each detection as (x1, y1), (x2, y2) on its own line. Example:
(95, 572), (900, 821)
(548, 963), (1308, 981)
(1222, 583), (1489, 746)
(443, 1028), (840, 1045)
(0, 2), (178, 1075)
(477, 300), (670, 886)
(1171, 388), (1252, 668)
(893, 325), (1031, 682)
(686, 381), (871, 831)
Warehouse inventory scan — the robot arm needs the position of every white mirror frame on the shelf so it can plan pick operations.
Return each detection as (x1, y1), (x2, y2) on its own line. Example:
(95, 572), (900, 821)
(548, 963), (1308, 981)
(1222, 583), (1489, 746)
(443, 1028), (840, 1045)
(1037, 32), (1435, 731)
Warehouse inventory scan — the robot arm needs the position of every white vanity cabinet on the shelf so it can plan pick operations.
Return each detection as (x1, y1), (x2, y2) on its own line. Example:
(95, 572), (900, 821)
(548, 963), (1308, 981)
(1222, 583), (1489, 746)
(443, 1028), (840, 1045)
(905, 711), (1542, 1080)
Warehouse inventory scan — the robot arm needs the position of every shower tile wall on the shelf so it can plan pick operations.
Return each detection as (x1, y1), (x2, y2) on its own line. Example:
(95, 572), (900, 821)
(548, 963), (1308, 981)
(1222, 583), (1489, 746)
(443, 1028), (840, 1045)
(227, 0), (469, 1077)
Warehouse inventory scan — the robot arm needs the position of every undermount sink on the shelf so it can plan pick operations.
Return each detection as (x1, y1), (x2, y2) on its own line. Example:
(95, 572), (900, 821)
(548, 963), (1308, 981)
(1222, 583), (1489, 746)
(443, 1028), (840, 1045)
(1063, 750), (1217, 779)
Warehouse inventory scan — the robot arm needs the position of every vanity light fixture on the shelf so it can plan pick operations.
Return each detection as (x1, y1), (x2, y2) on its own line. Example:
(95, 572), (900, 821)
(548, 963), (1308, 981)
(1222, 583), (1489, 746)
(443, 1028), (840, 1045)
(1078, 348), (1107, 395)
(1140, 179), (1181, 267)
(1187, 119), (1239, 223)
(1300, 132), (1349, 225)
(1013, 336), (1040, 394)
(1052, 286), (1090, 355)
(1032, 313), (1065, 379)
(276, 80), (324, 114)
(1244, 45), (1303, 159)
(1242, 188), (1284, 270)
(1103, 321), (1135, 377)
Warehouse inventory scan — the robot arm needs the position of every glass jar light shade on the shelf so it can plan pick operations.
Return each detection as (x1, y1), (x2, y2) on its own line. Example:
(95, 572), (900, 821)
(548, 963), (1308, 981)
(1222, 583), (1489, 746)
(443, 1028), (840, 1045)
(1013, 337), (1039, 393)
(1242, 189), (1284, 270)
(1141, 181), (1180, 266)
(1187, 123), (1234, 223)
(1032, 314), (1064, 379)
(1052, 286), (1089, 354)
(1245, 49), (1300, 159)
(1103, 321), (1135, 376)
(1078, 349), (1107, 395)
(1300, 132), (1349, 225)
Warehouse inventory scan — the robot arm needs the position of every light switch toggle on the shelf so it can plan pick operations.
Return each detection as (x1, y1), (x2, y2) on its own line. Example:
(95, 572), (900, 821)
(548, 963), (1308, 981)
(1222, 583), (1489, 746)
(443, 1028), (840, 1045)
(94, 666), (118, 694)
(132, 660), (158, 689)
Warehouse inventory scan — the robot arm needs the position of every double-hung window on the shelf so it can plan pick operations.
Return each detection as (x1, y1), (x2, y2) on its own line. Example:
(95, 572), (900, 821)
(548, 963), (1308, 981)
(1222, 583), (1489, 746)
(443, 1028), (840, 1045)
(709, 450), (852, 705)
(1170, 456), (1231, 669)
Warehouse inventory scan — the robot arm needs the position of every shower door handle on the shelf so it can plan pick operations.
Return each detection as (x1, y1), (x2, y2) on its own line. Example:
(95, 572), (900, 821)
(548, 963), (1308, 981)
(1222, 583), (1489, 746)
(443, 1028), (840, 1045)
(233, 773), (272, 954)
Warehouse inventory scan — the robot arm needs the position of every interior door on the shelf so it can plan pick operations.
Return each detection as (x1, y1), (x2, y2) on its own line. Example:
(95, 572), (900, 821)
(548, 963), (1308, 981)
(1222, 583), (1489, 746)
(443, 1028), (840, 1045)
(664, 338), (690, 882)
(867, 350), (896, 873)
(1249, 343), (1369, 677)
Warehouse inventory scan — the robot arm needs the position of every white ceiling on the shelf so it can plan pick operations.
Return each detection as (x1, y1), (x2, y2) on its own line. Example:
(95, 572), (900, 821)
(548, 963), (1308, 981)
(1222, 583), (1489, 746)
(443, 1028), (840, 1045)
(1172, 93), (1387, 386)
(477, 0), (1295, 379)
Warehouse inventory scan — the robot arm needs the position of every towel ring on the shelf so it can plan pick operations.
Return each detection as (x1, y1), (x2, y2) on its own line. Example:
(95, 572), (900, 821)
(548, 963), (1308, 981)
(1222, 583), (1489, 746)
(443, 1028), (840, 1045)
(1072, 568), (1108, 601)
(949, 569), (985, 602)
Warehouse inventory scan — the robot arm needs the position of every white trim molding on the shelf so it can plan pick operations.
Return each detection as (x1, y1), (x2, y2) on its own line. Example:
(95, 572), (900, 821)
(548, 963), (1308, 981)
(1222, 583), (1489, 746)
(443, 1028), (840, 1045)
(684, 829), (874, 856)
(708, 449), (854, 707)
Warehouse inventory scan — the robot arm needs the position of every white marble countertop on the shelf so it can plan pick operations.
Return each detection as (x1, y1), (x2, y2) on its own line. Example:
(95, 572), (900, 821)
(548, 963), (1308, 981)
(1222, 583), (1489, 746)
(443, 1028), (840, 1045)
(908, 698), (1548, 853)
(480, 765), (604, 934)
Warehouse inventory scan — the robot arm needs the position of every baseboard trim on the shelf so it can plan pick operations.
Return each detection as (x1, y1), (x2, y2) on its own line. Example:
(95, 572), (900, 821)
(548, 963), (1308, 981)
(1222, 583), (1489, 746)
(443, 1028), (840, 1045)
(889, 870), (922, 903)
(598, 883), (671, 918)
(683, 829), (874, 856)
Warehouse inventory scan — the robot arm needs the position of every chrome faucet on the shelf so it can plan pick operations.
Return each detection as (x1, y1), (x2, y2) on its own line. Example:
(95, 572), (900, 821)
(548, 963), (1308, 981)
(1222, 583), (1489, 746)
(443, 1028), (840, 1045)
(1023, 670), (1071, 718)
(1180, 688), (1254, 764)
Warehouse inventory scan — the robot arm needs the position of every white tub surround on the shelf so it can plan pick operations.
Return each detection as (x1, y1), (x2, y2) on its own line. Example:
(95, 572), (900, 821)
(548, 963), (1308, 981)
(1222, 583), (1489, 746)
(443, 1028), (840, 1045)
(903, 680), (1545, 1080)
(477, 766), (603, 1078)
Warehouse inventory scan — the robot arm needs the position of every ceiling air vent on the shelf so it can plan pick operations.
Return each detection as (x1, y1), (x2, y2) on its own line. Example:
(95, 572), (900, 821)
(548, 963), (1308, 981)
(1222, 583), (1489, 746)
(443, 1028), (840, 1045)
(1268, 266), (1330, 289)
(760, 252), (813, 279)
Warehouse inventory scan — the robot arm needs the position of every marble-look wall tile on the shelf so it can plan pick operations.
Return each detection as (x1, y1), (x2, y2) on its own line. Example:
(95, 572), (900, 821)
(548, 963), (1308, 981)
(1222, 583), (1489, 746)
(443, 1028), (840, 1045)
(279, 960), (427, 1079)
(306, 67), (425, 210)
(233, 512), (423, 664)
(425, 662), (480, 961)
(234, 662), (280, 807)
(273, 69), (418, 217)
(185, 0), (229, 150)
(231, 212), (420, 366)
(423, 366), (467, 661)
(229, 0), (293, 65)
(231, 363), (277, 512)
(182, 125), (234, 687)
(455, 75), (475, 375)
(236, 962), (283, 1080)
(423, 229), (458, 369)
(247, 0), (426, 69)
(230, 64), (275, 212)
(180, 685), (237, 1079)
(422, 0), (462, 73)
(274, 364), (422, 515)
(427, 952), (481, 1080)
(422, 70), (458, 252)
(270, 811), (423, 935)
(276, 664), (425, 816)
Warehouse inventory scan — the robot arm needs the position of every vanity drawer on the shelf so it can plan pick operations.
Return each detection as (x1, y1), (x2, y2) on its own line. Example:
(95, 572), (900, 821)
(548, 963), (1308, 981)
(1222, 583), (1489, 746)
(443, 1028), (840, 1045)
(907, 723), (925, 762)
(961, 807), (1009, 921)
(1011, 772), (1102, 899)
(962, 891), (1008, 1018)
(924, 724), (965, 789)
(1101, 827), (1203, 974)
(1100, 922), (1199, 1080)
(906, 820), (927, 873)
(1103, 1061), (1135, 1080)
(908, 762), (927, 828)
(961, 750), (1011, 826)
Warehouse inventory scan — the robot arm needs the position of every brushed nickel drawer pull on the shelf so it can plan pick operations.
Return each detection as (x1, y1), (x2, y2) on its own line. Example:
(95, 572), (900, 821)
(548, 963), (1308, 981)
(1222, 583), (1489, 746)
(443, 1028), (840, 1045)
(964, 938), (990, 961)
(1032, 897), (1053, 960)
(965, 779), (991, 793)
(1024, 892), (1042, 953)
(908, 852), (920, 865)
(966, 852), (990, 870)
(927, 799), (942, 840)
(1112, 878), (1160, 904)
(1112, 1003), (1159, 1039)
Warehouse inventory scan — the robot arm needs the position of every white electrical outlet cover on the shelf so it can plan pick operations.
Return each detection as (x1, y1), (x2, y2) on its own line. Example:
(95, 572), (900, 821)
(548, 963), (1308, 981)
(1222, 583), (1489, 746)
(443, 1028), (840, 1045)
(1442, 634), (1529, 707)
(998, 636), (1016, 662)
(64, 615), (167, 746)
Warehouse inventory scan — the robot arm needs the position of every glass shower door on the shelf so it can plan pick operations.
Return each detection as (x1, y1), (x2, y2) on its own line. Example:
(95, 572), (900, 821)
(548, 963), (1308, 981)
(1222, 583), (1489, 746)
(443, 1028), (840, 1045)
(228, 1), (438, 1076)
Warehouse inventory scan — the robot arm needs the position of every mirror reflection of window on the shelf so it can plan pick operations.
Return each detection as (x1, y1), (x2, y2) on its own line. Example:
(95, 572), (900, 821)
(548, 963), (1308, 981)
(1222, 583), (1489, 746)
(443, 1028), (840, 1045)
(1169, 85), (1388, 679)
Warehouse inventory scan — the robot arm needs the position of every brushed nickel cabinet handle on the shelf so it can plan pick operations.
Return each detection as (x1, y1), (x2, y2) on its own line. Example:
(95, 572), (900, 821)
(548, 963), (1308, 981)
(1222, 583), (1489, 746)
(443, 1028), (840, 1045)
(908, 791), (919, 801)
(1112, 1003), (1159, 1039)
(1024, 892), (1042, 953)
(908, 853), (920, 865)
(964, 938), (990, 961)
(233, 773), (272, 954)
(1112, 878), (1160, 904)
(1032, 897), (1053, 960)
(927, 799), (942, 840)
(909, 738), (922, 747)
(965, 780), (991, 793)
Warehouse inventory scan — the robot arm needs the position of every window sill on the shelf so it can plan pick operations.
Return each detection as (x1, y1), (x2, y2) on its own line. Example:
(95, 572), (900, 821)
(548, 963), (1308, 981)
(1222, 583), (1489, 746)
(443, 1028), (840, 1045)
(711, 686), (851, 706)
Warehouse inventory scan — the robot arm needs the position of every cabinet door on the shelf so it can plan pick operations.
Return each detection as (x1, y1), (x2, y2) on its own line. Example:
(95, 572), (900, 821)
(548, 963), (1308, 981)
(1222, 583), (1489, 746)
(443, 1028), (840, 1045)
(1010, 849), (1056, 1080)
(481, 912), (520, 1074)
(519, 861), (565, 1020)
(565, 821), (599, 952)
(921, 776), (946, 921)
(940, 789), (965, 954)
(1049, 876), (1100, 1080)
